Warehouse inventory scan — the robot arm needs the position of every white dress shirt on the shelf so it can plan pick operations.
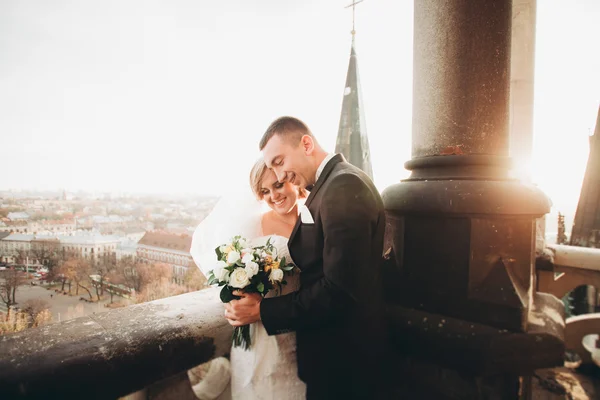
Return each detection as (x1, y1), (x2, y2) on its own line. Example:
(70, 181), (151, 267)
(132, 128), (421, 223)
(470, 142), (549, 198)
(315, 153), (336, 183)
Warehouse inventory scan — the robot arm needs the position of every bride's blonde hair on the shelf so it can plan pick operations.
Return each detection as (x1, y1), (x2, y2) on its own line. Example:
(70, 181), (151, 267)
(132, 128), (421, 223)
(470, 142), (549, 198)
(249, 158), (306, 200)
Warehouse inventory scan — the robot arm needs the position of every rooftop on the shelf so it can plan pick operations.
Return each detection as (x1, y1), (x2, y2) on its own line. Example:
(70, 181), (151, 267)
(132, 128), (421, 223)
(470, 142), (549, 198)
(138, 231), (192, 252)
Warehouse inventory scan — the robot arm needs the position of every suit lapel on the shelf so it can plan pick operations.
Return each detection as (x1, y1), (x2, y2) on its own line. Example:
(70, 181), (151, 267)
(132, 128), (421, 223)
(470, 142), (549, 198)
(289, 154), (345, 245)
(304, 154), (344, 208)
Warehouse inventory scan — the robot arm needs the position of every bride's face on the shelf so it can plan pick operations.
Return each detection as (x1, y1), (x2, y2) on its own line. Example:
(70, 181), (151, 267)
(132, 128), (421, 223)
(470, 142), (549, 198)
(260, 169), (299, 215)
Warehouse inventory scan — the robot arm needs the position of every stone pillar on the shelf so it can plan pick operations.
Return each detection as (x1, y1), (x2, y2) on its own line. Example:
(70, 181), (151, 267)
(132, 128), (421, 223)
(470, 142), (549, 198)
(412, 1), (510, 159)
(509, 0), (537, 181)
(382, 0), (564, 397)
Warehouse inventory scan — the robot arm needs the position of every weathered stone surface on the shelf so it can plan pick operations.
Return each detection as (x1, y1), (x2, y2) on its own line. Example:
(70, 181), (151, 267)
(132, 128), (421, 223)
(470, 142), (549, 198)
(387, 292), (564, 377)
(0, 288), (232, 400)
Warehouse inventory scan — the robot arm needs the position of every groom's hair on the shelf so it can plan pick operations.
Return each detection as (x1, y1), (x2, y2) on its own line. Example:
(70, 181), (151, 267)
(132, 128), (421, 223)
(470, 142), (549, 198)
(259, 116), (314, 150)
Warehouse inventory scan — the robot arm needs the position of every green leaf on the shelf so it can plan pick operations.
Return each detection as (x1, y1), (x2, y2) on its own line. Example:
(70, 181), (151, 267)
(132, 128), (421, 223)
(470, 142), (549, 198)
(257, 282), (264, 293)
(215, 246), (223, 260)
(220, 286), (235, 303)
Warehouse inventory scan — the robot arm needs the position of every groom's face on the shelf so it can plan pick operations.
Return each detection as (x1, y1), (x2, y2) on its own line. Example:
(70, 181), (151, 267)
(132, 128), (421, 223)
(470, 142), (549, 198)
(262, 133), (315, 189)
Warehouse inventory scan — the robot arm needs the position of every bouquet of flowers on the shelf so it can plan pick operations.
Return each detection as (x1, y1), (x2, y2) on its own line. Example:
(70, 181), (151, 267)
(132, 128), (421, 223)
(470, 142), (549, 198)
(207, 235), (294, 350)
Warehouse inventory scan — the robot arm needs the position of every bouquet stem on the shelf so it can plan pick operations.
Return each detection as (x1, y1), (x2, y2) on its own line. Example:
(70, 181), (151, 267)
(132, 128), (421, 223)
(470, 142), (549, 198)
(232, 325), (251, 350)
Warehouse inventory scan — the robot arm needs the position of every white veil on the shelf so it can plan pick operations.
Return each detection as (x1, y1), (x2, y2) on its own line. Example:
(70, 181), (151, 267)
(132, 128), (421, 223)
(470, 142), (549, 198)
(191, 181), (266, 277)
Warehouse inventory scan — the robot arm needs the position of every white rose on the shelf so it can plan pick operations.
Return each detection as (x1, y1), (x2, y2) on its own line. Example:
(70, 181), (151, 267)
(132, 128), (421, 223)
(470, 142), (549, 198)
(269, 268), (284, 283)
(229, 268), (251, 289)
(211, 261), (225, 279)
(238, 239), (248, 248)
(220, 270), (231, 283)
(241, 252), (254, 264)
(227, 250), (241, 265)
(212, 261), (230, 282)
(244, 261), (259, 278)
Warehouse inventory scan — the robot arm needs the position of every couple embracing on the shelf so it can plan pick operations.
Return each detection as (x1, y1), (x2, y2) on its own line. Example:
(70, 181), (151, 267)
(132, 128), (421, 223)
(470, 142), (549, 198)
(191, 116), (390, 399)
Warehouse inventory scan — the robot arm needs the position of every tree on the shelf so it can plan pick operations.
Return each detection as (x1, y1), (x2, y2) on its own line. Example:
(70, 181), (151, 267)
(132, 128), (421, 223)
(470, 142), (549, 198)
(0, 310), (28, 334)
(22, 299), (52, 328)
(74, 259), (94, 300)
(93, 253), (116, 300)
(30, 239), (62, 272)
(0, 276), (14, 319)
(115, 256), (144, 293)
(134, 263), (190, 303)
(57, 258), (78, 294)
(183, 267), (207, 292)
(0, 268), (27, 319)
(557, 213), (568, 245)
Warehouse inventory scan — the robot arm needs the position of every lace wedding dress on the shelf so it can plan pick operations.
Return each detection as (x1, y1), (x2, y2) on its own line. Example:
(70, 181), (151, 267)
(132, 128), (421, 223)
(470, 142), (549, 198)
(229, 234), (306, 400)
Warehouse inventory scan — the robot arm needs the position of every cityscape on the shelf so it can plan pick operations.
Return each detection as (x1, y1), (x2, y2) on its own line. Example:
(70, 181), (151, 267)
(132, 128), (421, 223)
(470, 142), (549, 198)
(0, 189), (218, 329)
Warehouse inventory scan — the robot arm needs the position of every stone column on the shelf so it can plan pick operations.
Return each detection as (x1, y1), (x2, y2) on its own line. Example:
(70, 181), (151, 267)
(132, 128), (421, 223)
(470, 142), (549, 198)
(510, 0), (537, 181)
(411, 0), (510, 159)
(382, 0), (564, 397)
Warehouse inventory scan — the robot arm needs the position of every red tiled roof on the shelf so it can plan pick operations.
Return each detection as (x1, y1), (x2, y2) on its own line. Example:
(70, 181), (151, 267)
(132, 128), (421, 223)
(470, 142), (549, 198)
(138, 231), (192, 252)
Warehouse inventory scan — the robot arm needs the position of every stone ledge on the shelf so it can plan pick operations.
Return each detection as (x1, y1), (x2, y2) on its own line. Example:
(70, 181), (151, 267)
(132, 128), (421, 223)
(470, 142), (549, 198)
(0, 288), (231, 400)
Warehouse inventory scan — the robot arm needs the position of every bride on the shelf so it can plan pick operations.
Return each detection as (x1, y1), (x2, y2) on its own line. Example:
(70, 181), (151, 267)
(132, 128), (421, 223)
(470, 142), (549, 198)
(190, 158), (307, 400)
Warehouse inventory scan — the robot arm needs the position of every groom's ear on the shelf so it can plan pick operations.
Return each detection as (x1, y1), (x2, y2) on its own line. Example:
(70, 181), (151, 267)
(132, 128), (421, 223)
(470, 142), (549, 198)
(301, 135), (315, 155)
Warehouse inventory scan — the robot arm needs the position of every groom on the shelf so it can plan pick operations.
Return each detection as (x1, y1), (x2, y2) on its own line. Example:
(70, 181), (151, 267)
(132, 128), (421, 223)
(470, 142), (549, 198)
(226, 116), (390, 399)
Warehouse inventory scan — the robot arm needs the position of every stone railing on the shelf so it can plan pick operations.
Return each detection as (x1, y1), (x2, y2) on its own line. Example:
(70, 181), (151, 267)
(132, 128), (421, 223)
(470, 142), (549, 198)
(0, 288), (232, 400)
(0, 286), (566, 399)
(537, 244), (600, 367)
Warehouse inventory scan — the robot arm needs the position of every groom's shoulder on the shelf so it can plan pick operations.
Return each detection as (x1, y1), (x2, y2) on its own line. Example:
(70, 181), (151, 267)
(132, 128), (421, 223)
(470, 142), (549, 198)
(331, 162), (373, 185)
(325, 166), (371, 192)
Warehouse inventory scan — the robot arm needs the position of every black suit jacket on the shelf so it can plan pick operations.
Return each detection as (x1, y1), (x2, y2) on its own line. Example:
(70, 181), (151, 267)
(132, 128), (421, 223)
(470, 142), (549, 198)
(260, 154), (389, 385)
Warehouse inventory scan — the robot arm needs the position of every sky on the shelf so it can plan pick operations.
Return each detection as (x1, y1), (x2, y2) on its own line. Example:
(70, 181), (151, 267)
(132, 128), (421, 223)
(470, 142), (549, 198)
(1, 0), (599, 225)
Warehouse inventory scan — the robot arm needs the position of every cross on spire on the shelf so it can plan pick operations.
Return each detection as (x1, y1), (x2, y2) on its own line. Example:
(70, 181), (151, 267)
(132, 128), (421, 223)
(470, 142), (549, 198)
(345, 0), (364, 36)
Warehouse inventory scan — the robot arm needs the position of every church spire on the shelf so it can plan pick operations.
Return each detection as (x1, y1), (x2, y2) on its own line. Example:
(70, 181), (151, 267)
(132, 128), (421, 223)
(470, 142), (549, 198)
(335, 1), (373, 179)
(570, 106), (600, 247)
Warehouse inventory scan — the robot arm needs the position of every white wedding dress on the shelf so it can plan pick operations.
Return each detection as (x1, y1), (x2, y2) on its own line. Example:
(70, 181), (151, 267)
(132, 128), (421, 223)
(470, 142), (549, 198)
(229, 234), (306, 400)
(190, 192), (306, 400)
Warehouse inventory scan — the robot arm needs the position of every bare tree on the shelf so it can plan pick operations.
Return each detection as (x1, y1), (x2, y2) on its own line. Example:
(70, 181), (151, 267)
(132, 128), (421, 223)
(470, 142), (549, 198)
(93, 254), (115, 300)
(115, 256), (144, 293)
(22, 299), (52, 328)
(0, 277), (13, 320)
(135, 265), (185, 303)
(73, 259), (93, 300)
(57, 258), (78, 294)
(30, 238), (62, 272)
(0, 268), (27, 320)
(183, 267), (207, 292)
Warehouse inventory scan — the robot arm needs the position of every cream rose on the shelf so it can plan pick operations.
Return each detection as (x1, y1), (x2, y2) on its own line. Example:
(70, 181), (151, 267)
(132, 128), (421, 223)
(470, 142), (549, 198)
(244, 261), (259, 278)
(269, 268), (284, 283)
(227, 250), (241, 265)
(219, 270), (231, 283)
(229, 268), (251, 289)
(211, 261), (226, 281)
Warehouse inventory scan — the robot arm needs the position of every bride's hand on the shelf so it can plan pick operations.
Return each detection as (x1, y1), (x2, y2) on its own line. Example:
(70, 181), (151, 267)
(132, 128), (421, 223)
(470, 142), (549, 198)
(224, 291), (262, 326)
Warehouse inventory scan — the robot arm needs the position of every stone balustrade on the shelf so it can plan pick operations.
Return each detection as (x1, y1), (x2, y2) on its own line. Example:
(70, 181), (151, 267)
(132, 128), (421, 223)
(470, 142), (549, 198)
(537, 244), (600, 367)
(0, 288), (232, 400)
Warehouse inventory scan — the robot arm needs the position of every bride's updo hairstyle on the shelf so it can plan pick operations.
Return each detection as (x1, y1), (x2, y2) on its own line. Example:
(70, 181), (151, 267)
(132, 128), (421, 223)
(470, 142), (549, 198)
(250, 158), (307, 200)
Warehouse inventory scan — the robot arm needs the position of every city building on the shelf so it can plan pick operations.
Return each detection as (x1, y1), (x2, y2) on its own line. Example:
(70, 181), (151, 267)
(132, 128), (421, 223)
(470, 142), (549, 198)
(137, 231), (195, 283)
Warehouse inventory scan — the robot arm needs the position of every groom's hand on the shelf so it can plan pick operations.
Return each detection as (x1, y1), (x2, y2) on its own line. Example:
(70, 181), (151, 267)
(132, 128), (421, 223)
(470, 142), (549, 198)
(224, 291), (262, 326)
